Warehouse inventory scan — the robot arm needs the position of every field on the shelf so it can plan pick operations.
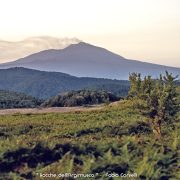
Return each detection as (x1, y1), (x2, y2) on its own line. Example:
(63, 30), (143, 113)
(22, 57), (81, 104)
(0, 99), (179, 179)
(0, 105), (103, 116)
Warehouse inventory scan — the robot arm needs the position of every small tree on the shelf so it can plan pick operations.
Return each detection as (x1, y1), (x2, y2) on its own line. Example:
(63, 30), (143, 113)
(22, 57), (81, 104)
(151, 72), (178, 135)
(141, 75), (154, 100)
(128, 71), (179, 136)
(128, 73), (142, 98)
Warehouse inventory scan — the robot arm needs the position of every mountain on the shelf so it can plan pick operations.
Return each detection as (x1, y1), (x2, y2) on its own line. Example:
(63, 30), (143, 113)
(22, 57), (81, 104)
(0, 36), (80, 63)
(0, 67), (129, 99)
(0, 90), (42, 109)
(0, 42), (179, 79)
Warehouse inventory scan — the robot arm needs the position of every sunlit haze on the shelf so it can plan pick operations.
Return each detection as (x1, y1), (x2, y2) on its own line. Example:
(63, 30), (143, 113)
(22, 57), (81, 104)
(0, 0), (180, 67)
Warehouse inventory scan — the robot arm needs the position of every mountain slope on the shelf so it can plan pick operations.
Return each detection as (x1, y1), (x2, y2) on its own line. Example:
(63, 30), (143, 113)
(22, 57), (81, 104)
(0, 36), (80, 63)
(0, 42), (179, 79)
(0, 67), (129, 99)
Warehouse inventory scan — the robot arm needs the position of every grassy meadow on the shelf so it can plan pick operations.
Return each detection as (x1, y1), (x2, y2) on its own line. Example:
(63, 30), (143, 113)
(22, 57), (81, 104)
(0, 99), (179, 179)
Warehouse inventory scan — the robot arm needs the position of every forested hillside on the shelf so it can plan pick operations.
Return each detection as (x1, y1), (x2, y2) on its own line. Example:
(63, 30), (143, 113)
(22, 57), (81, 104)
(0, 67), (130, 99)
(0, 90), (42, 109)
(42, 90), (120, 107)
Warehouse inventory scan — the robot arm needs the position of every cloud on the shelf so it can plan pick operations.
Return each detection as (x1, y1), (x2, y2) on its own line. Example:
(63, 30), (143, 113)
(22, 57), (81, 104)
(0, 36), (81, 63)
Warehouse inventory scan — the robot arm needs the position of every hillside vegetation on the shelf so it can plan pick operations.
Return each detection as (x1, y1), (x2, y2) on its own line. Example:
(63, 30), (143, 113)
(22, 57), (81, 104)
(0, 90), (42, 109)
(0, 67), (129, 99)
(0, 99), (179, 179)
(0, 72), (179, 179)
(42, 90), (120, 107)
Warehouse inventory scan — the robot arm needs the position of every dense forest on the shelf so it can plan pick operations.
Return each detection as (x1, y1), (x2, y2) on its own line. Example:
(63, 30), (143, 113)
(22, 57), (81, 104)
(0, 67), (130, 99)
(42, 90), (120, 107)
(0, 89), (120, 109)
(0, 90), (42, 109)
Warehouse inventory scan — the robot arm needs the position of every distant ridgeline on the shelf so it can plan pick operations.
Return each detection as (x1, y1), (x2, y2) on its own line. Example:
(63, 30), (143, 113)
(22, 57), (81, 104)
(0, 41), (179, 79)
(42, 90), (120, 107)
(0, 90), (42, 109)
(0, 67), (130, 99)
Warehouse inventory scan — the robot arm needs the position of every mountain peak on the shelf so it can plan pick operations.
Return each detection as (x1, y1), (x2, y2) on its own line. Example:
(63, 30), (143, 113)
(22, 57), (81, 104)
(66, 41), (98, 49)
(0, 39), (179, 80)
(0, 36), (81, 63)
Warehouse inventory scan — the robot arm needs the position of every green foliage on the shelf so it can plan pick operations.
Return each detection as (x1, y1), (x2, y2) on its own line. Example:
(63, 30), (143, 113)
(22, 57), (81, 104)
(128, 71), (179, 134)
(0, 67), (130, 99)
(0, 90), (42, 109)
(128, 72), (141, 97)
(42, 90), (120, 107)
(0, 99), (179, 179)
(128, 73), (154, 99)
(0, 71), (179, 179)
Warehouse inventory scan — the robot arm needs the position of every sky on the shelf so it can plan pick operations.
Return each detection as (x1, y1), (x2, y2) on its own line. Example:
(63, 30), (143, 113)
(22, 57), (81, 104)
(0, 0), (180, 67)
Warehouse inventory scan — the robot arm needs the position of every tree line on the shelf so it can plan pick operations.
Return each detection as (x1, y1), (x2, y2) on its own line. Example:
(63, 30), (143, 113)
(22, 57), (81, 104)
(42, 90), (120, 107)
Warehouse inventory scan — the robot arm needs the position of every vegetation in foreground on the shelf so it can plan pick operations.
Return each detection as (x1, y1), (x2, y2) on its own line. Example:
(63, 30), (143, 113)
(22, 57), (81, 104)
(128, 71), (179, 136)
(0, 98), (179, 179)
(0, 72), (179, 179)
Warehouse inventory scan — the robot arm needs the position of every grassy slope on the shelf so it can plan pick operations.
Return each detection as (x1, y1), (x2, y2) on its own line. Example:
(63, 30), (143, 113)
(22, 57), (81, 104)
(0, 99), (179, 179)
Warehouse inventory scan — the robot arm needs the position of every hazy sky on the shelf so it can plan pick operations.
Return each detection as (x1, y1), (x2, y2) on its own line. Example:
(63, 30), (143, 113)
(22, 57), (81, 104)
(0, 0), (180, 67)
